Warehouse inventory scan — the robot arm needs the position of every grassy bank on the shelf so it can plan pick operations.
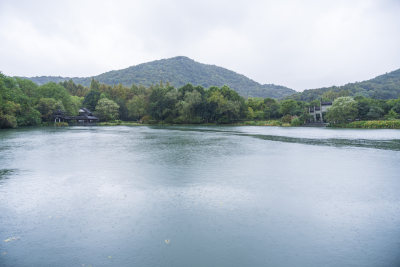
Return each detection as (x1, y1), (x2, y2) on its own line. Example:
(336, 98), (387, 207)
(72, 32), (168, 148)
(331, 120), (400, 129)
(97, 121), (143, 126)
(49, 119), (400, 129)
(237, 120), (281, 126)
(97, 120), (290, 127)
(234, 120), (289, 126)
(231, 119), (400, 129)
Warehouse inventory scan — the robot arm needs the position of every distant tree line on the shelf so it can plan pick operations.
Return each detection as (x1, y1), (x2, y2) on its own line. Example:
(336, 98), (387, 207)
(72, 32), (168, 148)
(1, 73), (399, 129)
(290, 69), (400, 101)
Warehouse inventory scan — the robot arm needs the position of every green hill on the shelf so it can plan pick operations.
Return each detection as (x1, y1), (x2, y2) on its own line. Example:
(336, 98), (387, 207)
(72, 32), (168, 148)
(22, 56), (295, 99)
(291, 69), (400, 101)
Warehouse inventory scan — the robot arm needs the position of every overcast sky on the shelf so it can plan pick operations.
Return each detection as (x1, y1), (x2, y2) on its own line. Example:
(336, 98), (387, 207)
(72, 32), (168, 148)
(0, 0), (399, 91)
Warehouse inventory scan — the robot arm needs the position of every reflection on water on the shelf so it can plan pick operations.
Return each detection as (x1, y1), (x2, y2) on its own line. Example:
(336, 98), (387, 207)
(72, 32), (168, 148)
(0, 169), (16, 185)
(0, 126), (400, 267)
(0, 169), (15, 177)
(160, 126), (400, 150)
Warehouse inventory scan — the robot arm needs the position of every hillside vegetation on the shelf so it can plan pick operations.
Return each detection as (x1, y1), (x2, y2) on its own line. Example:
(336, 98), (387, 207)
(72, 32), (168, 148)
(291, 69), (400, 101)
(23, 56), (295, 99)
(2, 72), (400, 129)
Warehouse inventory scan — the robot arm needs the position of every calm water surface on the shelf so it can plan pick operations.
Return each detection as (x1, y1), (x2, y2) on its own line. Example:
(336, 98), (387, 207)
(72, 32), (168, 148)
(0, 126), (400, 267)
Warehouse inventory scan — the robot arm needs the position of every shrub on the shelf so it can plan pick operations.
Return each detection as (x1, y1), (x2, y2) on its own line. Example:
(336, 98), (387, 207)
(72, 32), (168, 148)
(55, 122), (69, 127)
(290, 117), (303, 126)
(141, 115), (152, 124)
(385, 109), (399, 120)
(281, 114), (292, 123)
(331, 120), (400, 129)
(0, 114), (17, 128)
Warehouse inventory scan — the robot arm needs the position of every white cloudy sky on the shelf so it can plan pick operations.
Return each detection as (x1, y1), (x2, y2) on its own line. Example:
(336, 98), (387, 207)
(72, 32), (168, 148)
(0, 0), (399, 91)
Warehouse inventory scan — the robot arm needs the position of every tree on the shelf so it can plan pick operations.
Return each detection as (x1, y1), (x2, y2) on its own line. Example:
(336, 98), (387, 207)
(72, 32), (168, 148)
(321, 90), (339, 101)
(15, 78), (38, 98)
(70, 96), (83, 116)
(385, 109), (399, 120)
(279, 99), (298, 116)
(35, 82), (77, 115)
(148, 86), (178, 121)
(127, 95), (147, 120)
(326, 97), (358, 124)
(60, 79), (89, 97)
(247, 107), (255, 120)
(95, 98), (120, 121)
(356, 97), (372, 120)
(90, 78), (100, 91)
(247, 97), (265, 119)
(0, 100), (19, 128)
(16, 105), (41, 126)
(264, 98), (280, 119)
(83, 90), (101, 111)
(36, 98), (64, 121)
(0, 74), (41, 128)
(175, 90), (202, 123)
(391, 100), (400, 114)
(366, 106), (384, 120)
(206, 88), (242, 123)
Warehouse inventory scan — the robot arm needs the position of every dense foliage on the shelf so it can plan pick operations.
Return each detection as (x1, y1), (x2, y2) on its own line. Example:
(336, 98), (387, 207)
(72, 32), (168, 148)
(1, 73), (400, 129)
(22, 56), (295, 99)
(290, 69), (400, 101)
(325, 97), (358, 124)
(0, 73), (81, 128)
(331, 120), (400, 129)
(19, 57), (400, 102)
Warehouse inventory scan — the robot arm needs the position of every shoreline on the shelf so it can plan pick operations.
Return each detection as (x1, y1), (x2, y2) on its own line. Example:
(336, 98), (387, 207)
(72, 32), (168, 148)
(80, 119), (400, 129)
(2, 120), (400, 130)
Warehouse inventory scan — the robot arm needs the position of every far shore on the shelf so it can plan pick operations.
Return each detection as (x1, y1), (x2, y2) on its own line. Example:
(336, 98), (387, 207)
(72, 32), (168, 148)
(2, 119), (400, 130)
(92, 119), (400, 129)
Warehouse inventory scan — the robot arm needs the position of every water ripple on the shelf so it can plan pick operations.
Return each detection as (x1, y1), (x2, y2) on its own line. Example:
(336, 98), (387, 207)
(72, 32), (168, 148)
(159, 126), (400, 151)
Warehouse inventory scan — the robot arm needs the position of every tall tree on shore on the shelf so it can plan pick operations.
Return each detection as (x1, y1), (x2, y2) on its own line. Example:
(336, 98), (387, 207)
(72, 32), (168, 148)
(95, 98), (120, 121)
(83, 90), (101, 111)
(326, 97), (358, 124)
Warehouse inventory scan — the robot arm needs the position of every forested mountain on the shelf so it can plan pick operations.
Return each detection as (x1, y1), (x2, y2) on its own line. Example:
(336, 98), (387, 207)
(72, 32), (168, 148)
(22, 56), (295, 99)
(290, 69), (400, 101)
(2, 71), (400, 129)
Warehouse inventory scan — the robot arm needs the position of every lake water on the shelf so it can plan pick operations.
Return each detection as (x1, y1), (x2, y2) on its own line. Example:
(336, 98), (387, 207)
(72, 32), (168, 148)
(1, 126), (400, 267)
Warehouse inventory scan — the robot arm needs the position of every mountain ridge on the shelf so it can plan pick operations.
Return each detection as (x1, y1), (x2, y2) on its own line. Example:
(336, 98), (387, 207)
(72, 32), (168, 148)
(290, 68), (400, 101)
(21, 56), (295, 99)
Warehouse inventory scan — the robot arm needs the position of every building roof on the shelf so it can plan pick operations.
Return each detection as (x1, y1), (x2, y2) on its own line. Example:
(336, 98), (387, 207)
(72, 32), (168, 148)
(54, 107), (99, 121)
(79, 108), (94, 116)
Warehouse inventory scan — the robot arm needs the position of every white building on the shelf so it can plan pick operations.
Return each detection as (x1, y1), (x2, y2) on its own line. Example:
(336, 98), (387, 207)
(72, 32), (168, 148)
(309, 102), (332, 122)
